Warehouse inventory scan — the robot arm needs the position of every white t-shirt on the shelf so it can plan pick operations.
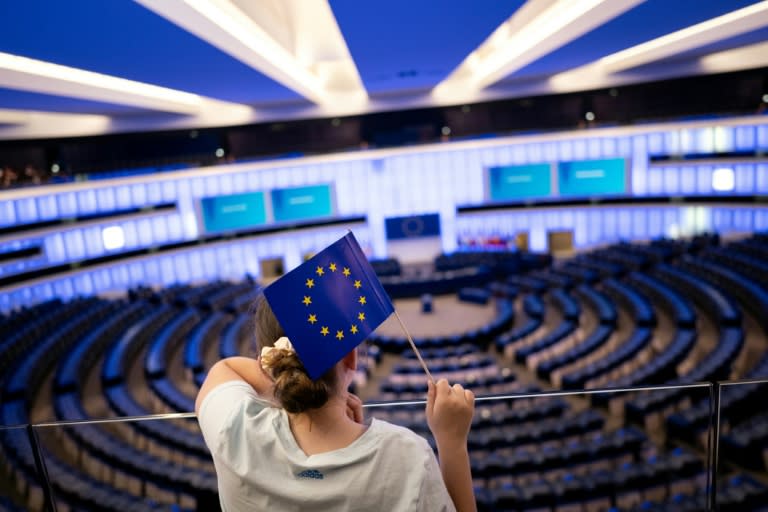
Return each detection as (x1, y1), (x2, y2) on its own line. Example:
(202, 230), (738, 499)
(198, 381), (456, 512)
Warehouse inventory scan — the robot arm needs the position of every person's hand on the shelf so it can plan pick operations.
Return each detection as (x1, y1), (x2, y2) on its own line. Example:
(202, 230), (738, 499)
(345, 392), (364, 424)
(426, 379), (475, 448)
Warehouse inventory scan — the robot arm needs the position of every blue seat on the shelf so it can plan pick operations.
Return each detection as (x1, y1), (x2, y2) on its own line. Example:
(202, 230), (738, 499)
(104, 385), (209, 458)
(537, 324), (613, 380)
(221, 312), (249, 358)
(103, 305), (175, 386)
(184, 311), (228, 374)
(576, 284), (618, 326)
(598, 328), (696, 395)
(654, 264), (741, 327)
(628, 272), (696, 328)
(683, 257), (768, 330)
(602, 278), (656, 326)
(494, 317), (541, 351)
(150, 377), (195, 412)
(626, 327), (743, 422)
(56, 301), (147, 393)
(561, 327), (652, 389)
(514, 320), (576, 364)
(507, 275), (549, 294)
(522, 294), (545, 318)
(145, 307), (200, 379)
(53, 392), (216, 494)
(458, 287), (490, 305)
(550, 288), (581, 320)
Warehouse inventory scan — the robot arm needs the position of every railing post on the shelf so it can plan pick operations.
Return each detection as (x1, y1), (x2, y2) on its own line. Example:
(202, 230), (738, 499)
(707, 382), (722, 511)
(26, 424), (57, 512)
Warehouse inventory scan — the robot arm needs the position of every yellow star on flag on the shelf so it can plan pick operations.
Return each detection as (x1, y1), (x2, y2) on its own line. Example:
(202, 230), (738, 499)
(358, 296), (367, 305)
(358, 312), (365, 321)
(354, 279), (362, 289)
(342, 267), (351, 277)
(350, 324), (359, 334)
(302, 296), (312, 306)
(308, 314), (317, 324)
(329, 263), (337, 272)
(316, 266), (325, 276)
(305, 278), (315, 288)
(336, 330), (344, 340)
(320, 326), (329, 336)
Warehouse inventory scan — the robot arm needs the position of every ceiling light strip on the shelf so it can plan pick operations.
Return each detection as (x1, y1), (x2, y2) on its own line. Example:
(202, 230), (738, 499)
(601, 0), (768, 72)
(0, 51), (204, 114)
(433, 0), (644, 100)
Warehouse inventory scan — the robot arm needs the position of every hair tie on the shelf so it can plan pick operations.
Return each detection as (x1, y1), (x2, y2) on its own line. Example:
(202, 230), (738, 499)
(260, 336), (295, 377)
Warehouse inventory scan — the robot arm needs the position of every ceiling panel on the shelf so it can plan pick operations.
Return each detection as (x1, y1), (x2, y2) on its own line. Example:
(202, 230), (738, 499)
(0, 0), (765, 139)
(508, 0), (765, 80)
(330, 0), (524, 94)
(649, 25), (768, 64)
(0, 87), (154, 115)
(0, 0), (302, 106)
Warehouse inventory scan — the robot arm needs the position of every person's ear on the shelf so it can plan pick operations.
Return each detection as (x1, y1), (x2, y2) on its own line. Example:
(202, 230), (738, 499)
(341, 349), (358, 371)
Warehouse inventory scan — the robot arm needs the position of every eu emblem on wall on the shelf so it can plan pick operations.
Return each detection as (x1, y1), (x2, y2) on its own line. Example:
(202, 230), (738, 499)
(264, 232), (395, 379)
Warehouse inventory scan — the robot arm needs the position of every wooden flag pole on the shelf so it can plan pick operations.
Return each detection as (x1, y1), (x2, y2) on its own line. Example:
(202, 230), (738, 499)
(393, 309), (435, 384)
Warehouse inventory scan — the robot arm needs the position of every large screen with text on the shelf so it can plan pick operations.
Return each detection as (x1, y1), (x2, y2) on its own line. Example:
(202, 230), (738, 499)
(199, 192), (267, 234)
(557, 158), (627, 197)
(271, 184), (335, 223)
(487, 163), (552, 201)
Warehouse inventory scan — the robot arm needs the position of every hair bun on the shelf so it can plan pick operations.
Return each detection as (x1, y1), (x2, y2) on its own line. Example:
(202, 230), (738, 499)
(270, 352), (331, 413)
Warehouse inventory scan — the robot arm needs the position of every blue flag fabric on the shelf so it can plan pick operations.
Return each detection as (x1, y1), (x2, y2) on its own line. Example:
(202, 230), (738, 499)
(263, 233), (394, 379)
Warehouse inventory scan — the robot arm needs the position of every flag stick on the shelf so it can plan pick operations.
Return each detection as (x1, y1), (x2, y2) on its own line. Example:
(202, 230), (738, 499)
(393, 309), (435, 383)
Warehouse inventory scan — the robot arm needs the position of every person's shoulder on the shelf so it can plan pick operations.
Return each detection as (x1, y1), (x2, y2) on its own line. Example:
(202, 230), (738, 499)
(369, 418), (432, 452)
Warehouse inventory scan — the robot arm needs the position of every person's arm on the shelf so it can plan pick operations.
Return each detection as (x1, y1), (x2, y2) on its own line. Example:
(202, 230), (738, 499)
(195, 357), (274, 414)
(426, 379), (476, 512)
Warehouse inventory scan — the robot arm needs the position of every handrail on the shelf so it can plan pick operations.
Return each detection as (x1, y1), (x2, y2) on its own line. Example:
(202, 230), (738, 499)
(5, 379), (767, 511)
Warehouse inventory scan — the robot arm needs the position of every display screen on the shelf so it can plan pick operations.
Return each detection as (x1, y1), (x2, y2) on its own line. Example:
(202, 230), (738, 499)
(271, 184), (334, 223)
(385, 213), (441, 240)
(199, 192), (267, 233)
(557, 158), (627, 197)
(488, 163), (552, 201)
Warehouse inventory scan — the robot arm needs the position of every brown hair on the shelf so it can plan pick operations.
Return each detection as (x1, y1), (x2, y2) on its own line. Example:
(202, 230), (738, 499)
(254, 295), (337, 413)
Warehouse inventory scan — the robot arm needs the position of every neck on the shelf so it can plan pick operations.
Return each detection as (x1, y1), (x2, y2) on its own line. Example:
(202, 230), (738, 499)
(288, 395), (347, 431)
(287, 395), (366, 455)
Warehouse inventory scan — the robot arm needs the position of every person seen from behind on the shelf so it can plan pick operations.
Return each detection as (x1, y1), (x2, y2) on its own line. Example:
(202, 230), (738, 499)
(196, 296), (476, 511)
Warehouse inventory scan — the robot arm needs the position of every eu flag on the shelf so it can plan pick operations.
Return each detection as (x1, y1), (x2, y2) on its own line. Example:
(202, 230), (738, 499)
(263, 233), (395, 379)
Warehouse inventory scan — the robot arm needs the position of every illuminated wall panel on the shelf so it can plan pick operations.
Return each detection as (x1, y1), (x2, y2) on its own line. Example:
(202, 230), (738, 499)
(36, 195), (58, 220)
(56, 192), (78, 218)
(131, 183), (148, 206)
(143, 259), (162, 284)
(695, 166), (713, 194)
(757, 164), (768, 192)
(734, 126), (755, 150)
(647, 133), (664, 156)
(73, 273), (94, 296)
(111, 265), (130, 289)
(15, 198), (38, 224)
(755, 210), (768, 230)
(734, 165), (754, 193)
(679, 168), (697, 194)
(97, 188), (116, 212)
(84, 227), (104, 257)
(2, 116), (768, 311)
(145, 182), (162, 204)
(53, 279), (75, 301)
(92, 268), (112, 291)
(757, 125), (768, 148)
(159, 258), (176, 285)
(77, 189), (98, 215)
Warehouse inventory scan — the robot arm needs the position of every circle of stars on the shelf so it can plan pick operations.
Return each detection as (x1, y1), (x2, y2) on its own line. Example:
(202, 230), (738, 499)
(303, 261), (369, 341)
